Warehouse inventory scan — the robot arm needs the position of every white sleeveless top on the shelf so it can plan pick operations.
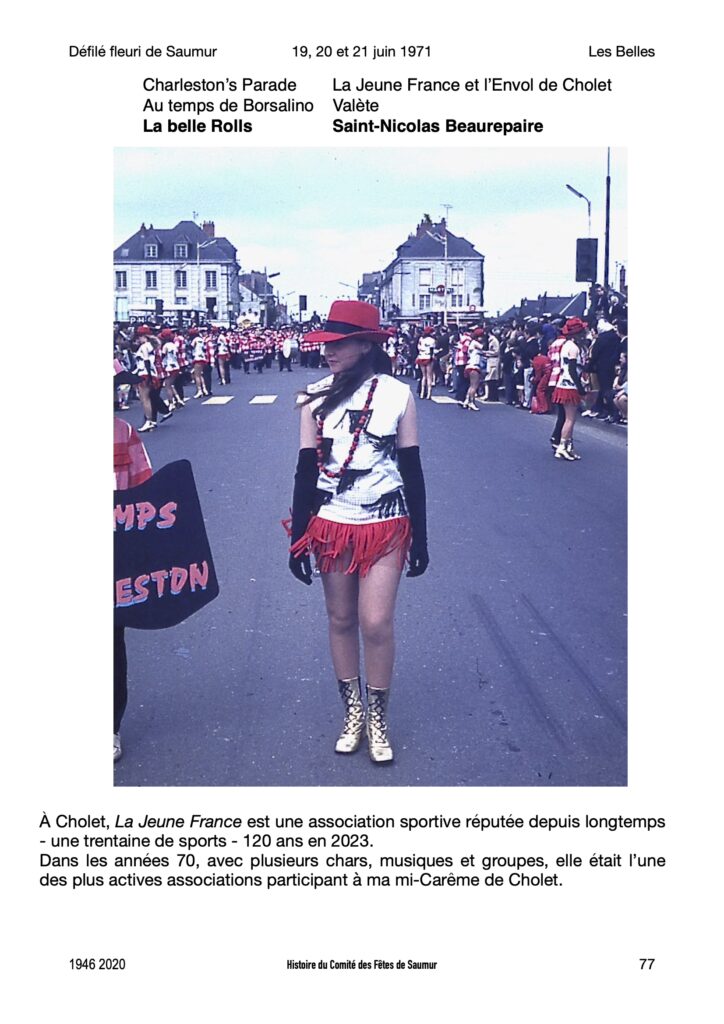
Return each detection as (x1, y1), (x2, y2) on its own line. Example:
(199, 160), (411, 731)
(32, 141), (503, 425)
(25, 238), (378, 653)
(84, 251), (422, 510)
(466, 338), (485, 370)
(417, 337), (435, 360)
(307, 374), (412, 525)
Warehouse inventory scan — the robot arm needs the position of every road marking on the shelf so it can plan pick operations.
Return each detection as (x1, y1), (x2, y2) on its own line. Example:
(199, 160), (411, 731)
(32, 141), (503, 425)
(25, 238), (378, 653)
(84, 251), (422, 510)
(202, 396), (235, 405)
(295, 395), (307, 405)
(249, 395), (278, 404)
(431, 396), (460, 404)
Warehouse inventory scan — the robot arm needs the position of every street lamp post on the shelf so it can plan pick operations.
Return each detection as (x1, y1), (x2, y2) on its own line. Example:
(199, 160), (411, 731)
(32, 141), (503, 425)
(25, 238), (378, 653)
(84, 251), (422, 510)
(440, 205), (452, 325)
(604, 147), (611, 292)
(197, 237), (219, 317)
(565, 183), (592, 237)
(280, 290), (296, 325)
(262, 271), (280, 327)
(426, 230), (449, 326)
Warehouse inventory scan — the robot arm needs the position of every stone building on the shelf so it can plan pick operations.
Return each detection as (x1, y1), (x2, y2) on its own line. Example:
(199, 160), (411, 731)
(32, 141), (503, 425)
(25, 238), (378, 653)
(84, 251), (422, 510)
(113, 219), (241, 325)
(376, 215), (485, 325)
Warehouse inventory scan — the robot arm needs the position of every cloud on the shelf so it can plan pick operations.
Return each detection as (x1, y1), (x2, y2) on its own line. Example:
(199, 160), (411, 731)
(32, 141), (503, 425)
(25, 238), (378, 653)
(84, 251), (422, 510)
(115, 147), (627, 313)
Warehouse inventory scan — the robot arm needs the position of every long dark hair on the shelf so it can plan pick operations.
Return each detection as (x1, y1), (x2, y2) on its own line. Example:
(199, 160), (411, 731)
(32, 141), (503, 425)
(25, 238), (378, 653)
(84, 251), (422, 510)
(300, 343), (392, 419)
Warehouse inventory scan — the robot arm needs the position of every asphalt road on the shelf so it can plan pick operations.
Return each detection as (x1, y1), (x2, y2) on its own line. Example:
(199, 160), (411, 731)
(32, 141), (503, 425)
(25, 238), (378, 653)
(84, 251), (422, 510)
(114, 365), (627, 787)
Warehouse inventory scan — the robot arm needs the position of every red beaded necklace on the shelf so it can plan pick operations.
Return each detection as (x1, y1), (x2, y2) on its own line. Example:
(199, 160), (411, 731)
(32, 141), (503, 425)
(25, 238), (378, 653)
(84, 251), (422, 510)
(316, 377), (378, 478)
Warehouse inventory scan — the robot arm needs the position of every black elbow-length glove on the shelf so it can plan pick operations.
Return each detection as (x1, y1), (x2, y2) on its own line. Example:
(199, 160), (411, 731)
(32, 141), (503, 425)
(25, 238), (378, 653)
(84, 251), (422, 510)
(288, 448), (318, 585)
(398, 445), (429, 578)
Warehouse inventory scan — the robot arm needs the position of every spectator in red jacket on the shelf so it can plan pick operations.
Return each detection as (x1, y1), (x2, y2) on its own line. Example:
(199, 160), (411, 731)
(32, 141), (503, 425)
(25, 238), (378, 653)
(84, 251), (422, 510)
(531, 350), (553, 414)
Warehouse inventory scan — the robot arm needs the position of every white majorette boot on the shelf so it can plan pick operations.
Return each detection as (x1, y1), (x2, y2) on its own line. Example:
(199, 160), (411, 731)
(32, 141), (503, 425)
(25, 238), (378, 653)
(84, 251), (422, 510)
(335, 676), (365, 754)
(554, 442), (576, 461)
(366, 685), (393, 763)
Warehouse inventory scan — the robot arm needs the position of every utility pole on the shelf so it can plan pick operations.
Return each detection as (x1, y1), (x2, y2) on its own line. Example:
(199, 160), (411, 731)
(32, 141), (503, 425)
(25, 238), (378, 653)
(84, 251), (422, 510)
(604, 148), (611, 292)
(442, 204), (452, 326)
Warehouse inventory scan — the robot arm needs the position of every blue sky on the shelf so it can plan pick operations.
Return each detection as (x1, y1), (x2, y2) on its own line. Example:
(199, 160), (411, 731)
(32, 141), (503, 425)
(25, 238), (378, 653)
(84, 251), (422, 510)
(115, 147), (626, 316)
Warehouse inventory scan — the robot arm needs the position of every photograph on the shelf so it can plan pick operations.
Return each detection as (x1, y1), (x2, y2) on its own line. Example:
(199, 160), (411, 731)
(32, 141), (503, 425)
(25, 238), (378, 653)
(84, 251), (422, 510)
(113, 147), (628, 787)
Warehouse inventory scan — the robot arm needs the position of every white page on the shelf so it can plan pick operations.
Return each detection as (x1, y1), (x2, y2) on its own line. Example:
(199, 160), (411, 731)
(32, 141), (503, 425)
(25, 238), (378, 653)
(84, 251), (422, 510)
(4, 2), (718, 1020)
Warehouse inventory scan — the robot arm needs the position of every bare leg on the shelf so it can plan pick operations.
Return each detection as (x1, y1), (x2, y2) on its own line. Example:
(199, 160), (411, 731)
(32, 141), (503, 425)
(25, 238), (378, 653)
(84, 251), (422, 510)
(561, 403), (578, 441)
(321, 562), (360, 680)
(139, 381), (154, 421)
(425, 363), (435, 398)
(465, 370), (480, 406)
(357, 549), (404, 689)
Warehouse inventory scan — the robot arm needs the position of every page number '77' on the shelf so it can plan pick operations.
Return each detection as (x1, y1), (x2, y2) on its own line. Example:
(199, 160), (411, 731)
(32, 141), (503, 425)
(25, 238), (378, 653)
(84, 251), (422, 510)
(639, 959), (655, 970)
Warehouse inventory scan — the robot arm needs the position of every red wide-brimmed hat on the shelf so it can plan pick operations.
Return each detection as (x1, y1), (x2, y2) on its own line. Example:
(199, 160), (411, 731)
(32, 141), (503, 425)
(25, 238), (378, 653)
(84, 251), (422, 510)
(136, 324), (152, 336)
(159, 328), (175, 341)
(472, 327), (485, 337)
(304, 300), (388, 345)
(562, 317), (587, 336)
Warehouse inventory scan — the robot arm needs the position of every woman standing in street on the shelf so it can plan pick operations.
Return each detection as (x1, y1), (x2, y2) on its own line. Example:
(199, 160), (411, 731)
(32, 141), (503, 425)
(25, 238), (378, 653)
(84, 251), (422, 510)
(482, 329), (500, 401)
(551, 317), (587, 460)
(416, 326), (436, 399)
(287, 301), (429, 764)
(191, 328), (209, 398)
(461, 327), (486, 410)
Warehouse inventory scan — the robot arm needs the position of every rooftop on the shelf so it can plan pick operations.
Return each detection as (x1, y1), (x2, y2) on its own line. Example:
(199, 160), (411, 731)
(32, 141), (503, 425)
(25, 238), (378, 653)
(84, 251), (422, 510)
(114, 220), (237, 262)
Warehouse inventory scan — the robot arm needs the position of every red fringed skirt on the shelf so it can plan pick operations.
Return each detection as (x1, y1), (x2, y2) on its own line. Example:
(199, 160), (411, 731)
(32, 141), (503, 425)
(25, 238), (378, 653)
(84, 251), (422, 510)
(290, 515), (411, 577)
(552, 386), (583, 406)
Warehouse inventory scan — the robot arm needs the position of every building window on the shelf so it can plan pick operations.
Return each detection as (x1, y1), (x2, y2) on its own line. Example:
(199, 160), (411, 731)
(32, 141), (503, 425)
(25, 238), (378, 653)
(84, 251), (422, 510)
(205, 271), (217, 290)
(174, 243), (188, 259)
(450, 268), (464, 286)
(176, 297), (187, 305)
(419, 293), (431, 310)
(144, 244), (158, 258)
(419, 268), (432, 286)
(145, 271), (157, 289)
(411, 293), (415, 307)
(115, 271), (127, 289)
(175, 270), (187, 288)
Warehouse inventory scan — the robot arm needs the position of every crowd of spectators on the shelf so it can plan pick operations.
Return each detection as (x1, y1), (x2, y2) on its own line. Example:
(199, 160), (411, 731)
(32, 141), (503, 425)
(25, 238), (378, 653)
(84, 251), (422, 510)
(379, 285), (628, 425)
(114, 285), (628, 431)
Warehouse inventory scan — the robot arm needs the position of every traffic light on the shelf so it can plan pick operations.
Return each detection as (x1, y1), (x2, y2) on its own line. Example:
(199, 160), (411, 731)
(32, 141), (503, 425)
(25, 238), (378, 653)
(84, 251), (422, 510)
(576, 238), (598, 283)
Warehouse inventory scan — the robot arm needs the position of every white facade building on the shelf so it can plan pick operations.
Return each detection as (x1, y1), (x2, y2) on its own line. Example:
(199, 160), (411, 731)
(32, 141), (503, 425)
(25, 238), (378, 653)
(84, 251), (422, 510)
(236, 284), (263, 324)
(113, 220), (241, 325)
(378, 215), (485, 324)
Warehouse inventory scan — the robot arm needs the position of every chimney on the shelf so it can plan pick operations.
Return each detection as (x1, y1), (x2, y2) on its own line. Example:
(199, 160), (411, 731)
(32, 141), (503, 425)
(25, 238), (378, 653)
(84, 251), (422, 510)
(417, 214), (433, 238)
(140, 222), (146, 234)
(202, 221), (215, 238)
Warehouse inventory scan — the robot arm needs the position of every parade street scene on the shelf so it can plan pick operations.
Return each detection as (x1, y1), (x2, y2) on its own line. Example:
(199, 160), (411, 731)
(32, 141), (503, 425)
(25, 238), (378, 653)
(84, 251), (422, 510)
(113, 148), (627, 787)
